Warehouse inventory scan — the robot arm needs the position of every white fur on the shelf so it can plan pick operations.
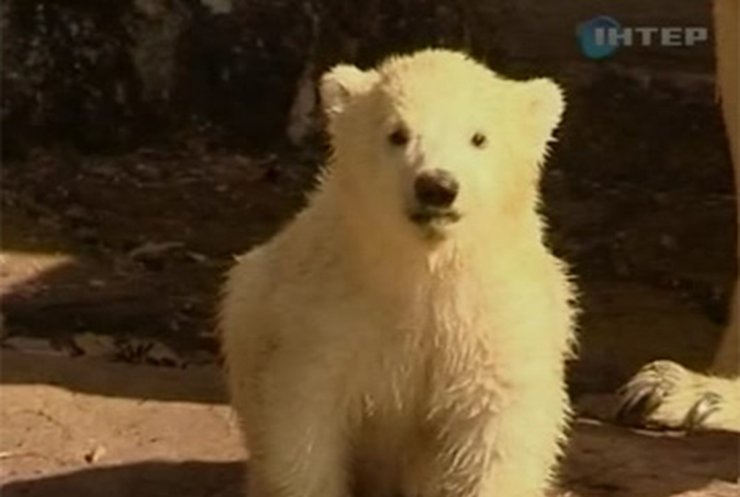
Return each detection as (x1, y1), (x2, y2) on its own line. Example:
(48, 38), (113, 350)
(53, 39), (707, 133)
(220, 49), (577, 497)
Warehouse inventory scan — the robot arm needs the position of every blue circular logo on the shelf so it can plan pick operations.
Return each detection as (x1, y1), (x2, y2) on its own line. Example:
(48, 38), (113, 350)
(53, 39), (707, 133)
(577, 16), (621, 59)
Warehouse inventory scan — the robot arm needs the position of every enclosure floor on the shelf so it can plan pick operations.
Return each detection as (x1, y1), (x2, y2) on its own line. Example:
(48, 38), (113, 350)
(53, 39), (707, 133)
(1, 350), (737, 497)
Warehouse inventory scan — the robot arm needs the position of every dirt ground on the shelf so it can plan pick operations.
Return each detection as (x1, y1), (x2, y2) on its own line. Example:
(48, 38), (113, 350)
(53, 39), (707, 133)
(1, 350), (738, 497)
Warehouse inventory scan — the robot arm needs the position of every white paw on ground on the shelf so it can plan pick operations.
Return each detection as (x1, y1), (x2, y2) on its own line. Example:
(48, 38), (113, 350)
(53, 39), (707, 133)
(616, 360), (724, 431)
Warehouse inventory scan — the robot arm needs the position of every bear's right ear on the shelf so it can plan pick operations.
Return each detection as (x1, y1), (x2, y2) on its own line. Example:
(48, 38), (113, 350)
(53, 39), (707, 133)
(320, 64), (378, 117)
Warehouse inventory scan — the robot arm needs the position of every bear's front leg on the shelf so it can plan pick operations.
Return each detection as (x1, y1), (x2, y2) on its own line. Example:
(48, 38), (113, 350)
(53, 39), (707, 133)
(243, 370), (351, 497)
(409, 381), (567, 497)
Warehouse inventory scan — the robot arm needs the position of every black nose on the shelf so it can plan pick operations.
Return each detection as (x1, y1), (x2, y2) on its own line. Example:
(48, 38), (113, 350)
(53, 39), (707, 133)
(414, 170), (459, 208)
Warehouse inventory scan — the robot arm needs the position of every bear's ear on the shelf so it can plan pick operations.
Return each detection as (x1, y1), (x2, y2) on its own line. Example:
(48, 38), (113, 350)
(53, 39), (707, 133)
(514, 78), (565, 144)
(320, 64), (378, 117)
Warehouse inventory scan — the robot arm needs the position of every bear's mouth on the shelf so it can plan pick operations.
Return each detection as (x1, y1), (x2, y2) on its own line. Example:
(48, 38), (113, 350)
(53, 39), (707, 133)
(408, 208), (461, 226)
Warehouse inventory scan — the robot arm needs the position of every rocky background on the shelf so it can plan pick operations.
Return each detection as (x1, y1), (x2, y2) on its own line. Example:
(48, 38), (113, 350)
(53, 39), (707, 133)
(1, 0), (736, 394)
(1, 0), (716, 156)
(2, 0), (512, 156)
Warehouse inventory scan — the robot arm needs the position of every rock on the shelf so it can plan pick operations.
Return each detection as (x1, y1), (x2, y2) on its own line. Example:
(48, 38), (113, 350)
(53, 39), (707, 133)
(1, 336), (65, 356)
(659, 233), (678, 251)
(82, 445), (106, 464)
(72, 333), (117, 358)
(185, 251), (209, 264)
(128, 241), (184, 267)
(115, 338), (184, 368)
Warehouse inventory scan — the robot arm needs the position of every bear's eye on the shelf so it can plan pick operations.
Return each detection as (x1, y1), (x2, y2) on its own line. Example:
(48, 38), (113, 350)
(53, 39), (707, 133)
(388, 128), (410, 146)
(471, 132), (487, 148)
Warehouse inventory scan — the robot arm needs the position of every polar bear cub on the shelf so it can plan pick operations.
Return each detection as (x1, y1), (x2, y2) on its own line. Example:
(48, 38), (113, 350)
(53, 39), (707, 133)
(220, 48), (577, 497)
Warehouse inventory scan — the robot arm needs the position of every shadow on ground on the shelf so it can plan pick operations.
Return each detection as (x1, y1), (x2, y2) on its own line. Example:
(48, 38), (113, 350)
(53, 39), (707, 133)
(1, 150), (316, 360)
(0, 350), (226, 404)
(1, 461), (246, 497)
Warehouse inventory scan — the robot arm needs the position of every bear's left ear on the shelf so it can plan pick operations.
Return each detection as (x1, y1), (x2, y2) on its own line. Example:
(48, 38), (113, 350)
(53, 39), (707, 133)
(320, 64), (379, 118)
(514, 78), (565, 145)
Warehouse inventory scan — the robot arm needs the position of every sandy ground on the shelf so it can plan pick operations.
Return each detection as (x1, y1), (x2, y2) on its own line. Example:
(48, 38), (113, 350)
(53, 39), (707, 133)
(1, 350), (738, 497)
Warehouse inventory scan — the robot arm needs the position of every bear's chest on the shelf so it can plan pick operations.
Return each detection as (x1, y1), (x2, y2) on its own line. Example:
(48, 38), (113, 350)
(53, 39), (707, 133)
(346, 300), (499, 495)
(347, 285), (494, 409)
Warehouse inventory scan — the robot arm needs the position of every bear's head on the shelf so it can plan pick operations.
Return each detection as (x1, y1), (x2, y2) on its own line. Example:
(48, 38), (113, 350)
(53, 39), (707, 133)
(320, 49), (564, 244)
